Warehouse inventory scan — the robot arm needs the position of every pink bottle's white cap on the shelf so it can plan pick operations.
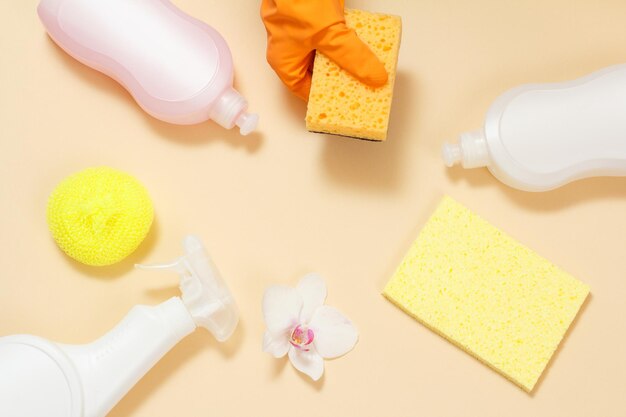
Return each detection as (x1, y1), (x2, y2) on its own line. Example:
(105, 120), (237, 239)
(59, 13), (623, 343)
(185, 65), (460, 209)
(210, 88), (258, 136)
(236, 112), (259, 136)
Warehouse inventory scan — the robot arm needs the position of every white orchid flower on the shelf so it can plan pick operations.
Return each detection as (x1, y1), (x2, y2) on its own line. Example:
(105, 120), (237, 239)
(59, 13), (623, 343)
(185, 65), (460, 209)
(262, 273), (358, 381)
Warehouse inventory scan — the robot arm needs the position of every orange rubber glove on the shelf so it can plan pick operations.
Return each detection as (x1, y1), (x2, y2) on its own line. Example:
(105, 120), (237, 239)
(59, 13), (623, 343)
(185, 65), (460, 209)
(261, 0), (388, 101)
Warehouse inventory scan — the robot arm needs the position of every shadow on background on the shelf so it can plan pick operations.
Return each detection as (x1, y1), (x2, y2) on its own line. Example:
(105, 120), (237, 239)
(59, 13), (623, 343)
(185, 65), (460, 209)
(297, 368), (325, 392)
(320, 71), (415, 193)
(446, 165), (626, 210)
(278, 80), (309, 120)
(46, 36), (263, 153)
(111, 320), (245, 417)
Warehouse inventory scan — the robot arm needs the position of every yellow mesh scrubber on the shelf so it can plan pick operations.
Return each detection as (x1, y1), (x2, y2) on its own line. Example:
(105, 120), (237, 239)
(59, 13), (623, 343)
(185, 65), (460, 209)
(383, 196), (589, 392)
(47, 167), (154, 266)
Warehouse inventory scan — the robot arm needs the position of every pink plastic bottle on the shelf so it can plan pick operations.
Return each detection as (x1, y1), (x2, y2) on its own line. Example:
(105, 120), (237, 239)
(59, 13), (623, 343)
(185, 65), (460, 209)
(38, 0), (258, 135)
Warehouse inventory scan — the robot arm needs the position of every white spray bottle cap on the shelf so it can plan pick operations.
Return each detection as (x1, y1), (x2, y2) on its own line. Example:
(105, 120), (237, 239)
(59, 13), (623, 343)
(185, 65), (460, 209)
(136, 235), (238, 342)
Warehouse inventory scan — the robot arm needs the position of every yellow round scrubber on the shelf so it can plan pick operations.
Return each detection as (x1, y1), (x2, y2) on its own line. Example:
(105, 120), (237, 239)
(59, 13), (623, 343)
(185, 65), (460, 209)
(47, 167), (154, 266)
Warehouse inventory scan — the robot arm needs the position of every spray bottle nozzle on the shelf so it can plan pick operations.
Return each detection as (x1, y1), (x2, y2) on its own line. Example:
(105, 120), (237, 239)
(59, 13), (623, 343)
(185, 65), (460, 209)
(136, 235), (239, 342)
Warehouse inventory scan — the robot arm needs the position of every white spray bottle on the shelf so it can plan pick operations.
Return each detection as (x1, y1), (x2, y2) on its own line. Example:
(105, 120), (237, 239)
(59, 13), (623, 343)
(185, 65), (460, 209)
(0, 235), (239, 417)
(442, 64), (626, 191)
(38, 0), (258, 135)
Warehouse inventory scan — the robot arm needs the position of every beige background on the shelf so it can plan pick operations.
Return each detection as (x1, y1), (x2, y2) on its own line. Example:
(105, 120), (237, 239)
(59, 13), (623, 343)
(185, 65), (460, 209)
(1, 0), (626, 416)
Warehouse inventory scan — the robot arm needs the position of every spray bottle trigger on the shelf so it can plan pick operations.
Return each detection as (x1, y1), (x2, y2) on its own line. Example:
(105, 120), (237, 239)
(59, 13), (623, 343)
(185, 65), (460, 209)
(135, 235), (239, 342)
(135, 260), (187, 275)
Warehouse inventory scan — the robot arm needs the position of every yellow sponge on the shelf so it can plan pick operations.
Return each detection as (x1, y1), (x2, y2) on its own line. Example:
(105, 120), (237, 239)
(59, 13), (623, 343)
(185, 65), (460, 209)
(305, 9), (402, 141)
(383, 197), (589, 392)
(47, 167), (154, 266)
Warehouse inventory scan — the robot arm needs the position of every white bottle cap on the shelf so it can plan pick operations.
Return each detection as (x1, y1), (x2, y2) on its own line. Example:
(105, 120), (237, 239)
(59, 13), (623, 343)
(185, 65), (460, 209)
(136, 235), (239, 342)
(442, 130), (491, 169)
(209, 88), (259, 136)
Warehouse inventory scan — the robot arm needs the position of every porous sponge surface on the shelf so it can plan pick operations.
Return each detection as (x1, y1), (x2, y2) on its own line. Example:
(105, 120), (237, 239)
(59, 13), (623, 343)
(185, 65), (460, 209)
(306, 9), (402, 141)
(47, 167), (154, 266)
(383, 197), (589, 392)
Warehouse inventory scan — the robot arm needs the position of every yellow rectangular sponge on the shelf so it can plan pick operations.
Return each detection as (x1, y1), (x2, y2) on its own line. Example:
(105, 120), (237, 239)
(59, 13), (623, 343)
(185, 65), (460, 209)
(383, 197), (589, 392)
(305, 9), (402, 141)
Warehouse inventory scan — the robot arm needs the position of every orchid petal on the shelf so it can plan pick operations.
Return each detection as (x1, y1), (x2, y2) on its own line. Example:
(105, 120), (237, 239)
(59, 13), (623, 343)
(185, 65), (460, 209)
(288, 346), (324, 381)
(310, 306), (358, 359)
(296, 273), (327, 323)
(262, 286), (302, 334)
(262, 330), (290, 358)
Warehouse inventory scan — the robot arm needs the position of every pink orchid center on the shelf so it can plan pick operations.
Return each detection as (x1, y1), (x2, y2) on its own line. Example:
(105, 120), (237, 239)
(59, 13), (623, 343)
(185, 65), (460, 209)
(289, 325), (314, 351)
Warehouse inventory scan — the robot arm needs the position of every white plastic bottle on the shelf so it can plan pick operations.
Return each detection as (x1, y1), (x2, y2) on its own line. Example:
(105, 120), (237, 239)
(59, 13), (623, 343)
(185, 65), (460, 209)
(38, 0), (258, 135)
(442, 64), (626, 191)
(0, 236), (239, 417)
